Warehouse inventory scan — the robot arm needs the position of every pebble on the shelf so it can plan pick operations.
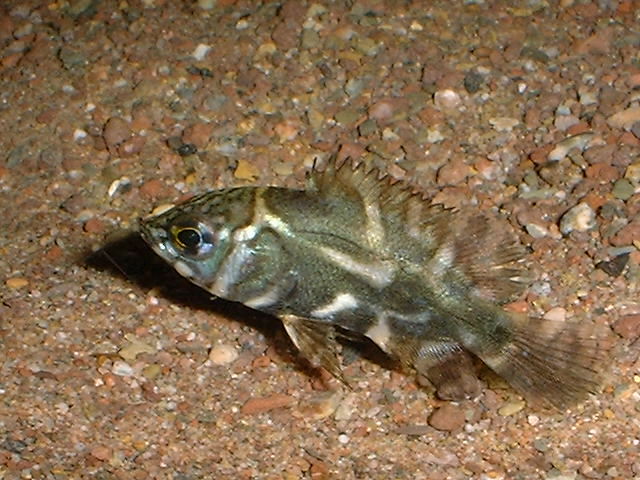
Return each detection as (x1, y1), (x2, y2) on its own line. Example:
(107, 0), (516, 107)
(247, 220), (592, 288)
(547, 133), (598, 162)
(489, 117), (519, 132)
(611, 178), (635, 200)
(559, 202), (596, 235)
(139, 179), (165, 199)
(554, 114), (579, 131)
(543, 307), (566, 322)
(234, 159), (260, 181)
(208, 344), (238, 365)
(192, 43), (211, 61)
(6, 277), (29, 289)
(297, 391), (342, 420)
(607, 107), (640, 131)
(498, 399), (525, 416)
(527, 414), (540, 426)
(428, 404), (466, 431)
(274, 120), (300, 142)
(433, 89), (461, 110)
(112, 360), (134, 377)
(241, 393), (296, 415)
(103, 117), (131, 148)
(90, 445), (112, 461)
(107, 177), (132, 198)
(119, 339), (156, 362)
(625, 162), (640, 185)
(613, 314), (640, 340)
(83, 217), (105, 234)
(525, 223), (550, 239)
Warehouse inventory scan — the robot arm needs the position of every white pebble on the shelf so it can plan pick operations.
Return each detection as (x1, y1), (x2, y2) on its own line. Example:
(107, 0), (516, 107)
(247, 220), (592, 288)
(73, 129), (88, 141)
(547, 132), (602, 162)
(559, 202), (596, 235)
(112, 360), (134, 377)
(192, 43), (211, 61)
(489, 117), (519, 132)
(208, 344), (238, 365)
(527, 414), (540, 426)
(434, 89), (461, 110)
(337, 433), (350, 444)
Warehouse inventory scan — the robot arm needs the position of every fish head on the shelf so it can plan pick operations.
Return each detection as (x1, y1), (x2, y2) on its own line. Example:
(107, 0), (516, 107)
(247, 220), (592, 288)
(139, 190), (243, 290)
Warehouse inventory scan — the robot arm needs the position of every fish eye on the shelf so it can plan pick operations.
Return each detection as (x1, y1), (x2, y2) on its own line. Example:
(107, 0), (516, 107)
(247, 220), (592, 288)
(175, 227), (202, 249)
(170, 223), (214, 255)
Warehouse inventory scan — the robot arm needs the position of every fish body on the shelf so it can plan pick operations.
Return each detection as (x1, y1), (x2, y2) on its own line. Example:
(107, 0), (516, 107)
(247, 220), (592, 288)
(140, 159), (604, 408)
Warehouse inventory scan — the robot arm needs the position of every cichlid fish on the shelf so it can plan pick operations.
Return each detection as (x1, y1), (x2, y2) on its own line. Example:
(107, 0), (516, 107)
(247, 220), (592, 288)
(140, 157), (605, 408)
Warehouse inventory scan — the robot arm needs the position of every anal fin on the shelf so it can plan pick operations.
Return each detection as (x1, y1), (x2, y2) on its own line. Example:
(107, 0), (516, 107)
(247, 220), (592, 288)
(412, 340), (481, 401)
(280, 314), (346, 384)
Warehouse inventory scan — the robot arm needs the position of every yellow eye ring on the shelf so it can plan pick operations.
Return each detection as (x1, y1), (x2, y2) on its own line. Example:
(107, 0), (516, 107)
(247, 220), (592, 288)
(171, 226), (202, 250)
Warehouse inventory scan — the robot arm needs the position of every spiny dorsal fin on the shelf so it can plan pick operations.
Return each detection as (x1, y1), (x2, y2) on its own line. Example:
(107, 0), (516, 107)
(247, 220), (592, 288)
(309, 155), (530, 304)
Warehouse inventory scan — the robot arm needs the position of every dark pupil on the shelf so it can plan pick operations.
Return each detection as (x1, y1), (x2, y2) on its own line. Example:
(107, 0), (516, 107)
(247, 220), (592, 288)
(177, 228), (202, 249)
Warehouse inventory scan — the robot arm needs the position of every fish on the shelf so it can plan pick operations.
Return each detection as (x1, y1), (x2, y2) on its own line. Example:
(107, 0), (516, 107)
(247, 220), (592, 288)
(139, 157), (606, 409)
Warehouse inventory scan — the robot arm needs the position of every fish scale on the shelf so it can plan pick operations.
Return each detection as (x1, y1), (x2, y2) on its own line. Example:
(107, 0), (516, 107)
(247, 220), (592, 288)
(140, 157), (607, 409)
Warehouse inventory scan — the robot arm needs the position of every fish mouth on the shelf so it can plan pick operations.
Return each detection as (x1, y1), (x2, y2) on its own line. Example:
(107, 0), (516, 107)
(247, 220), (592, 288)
(138, 220), (171, 256)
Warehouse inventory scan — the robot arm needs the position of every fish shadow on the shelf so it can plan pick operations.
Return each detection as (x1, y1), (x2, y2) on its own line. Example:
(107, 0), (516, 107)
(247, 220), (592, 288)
(84, 231), (393, 383)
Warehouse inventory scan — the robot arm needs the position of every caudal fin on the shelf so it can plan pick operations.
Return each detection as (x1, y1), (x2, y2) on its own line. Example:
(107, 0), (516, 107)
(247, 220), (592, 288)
(478, 316), (609, 409)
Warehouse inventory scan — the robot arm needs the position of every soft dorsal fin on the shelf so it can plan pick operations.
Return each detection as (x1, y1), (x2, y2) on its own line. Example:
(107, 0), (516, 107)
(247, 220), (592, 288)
(308, 155), (530, 303)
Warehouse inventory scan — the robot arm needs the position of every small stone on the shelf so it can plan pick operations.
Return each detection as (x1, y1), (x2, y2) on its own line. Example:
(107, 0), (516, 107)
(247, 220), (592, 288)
(298, 392), (342, 420)
(142, 364), (161, 380)
(548, 133), (599, 162)
(610, 220), (640, 246)
(611, 178), (635, 200)
(554, 114), (579, 131)
(428, 404), (466, 431)
(613, 314), (640, 340)
(119, 339), (156, 361)
(498, 400), (525, 416)
(463, 71), (483, 93)
(139, 179), (165, 199)
(489, 117), (519, 132)
(241, 394), (296, 415)
(107, 177), (132, 198)
(73, 129), (88, 141)
(596, 253), (629, 277)
(607, 107), (640, 131)
(337, 433), (350, 444)
(307, 109), (324, 130)
(274, 120), (299, 142)
(543, 307), (566, 322)
(234, 159), (260, 181)
(112, 360), (134, 377)
(192, 43), (211, 61)
(90, 445), (112, 461)
(624, 162), (640, 185)
(527, 414), (540, 426)
(83, 217), (105, 234)
(197, 0), (216, 9)
(103, 117), (131, 148)
(434, 89), (461, 110)
(525, 223), (550, 239)
(437, 159), (471, 185)
(208, 344), (238, 365)
(6, 277), (29, 289)
(334, 108), (361, 126)
(559, 202), (596, 235)
(182, 122), (213, 149)
(369, 100), (395, 122)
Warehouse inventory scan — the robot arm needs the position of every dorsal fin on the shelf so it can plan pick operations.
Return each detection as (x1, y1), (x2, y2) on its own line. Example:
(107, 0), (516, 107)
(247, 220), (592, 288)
(308, 155), (530, 303)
